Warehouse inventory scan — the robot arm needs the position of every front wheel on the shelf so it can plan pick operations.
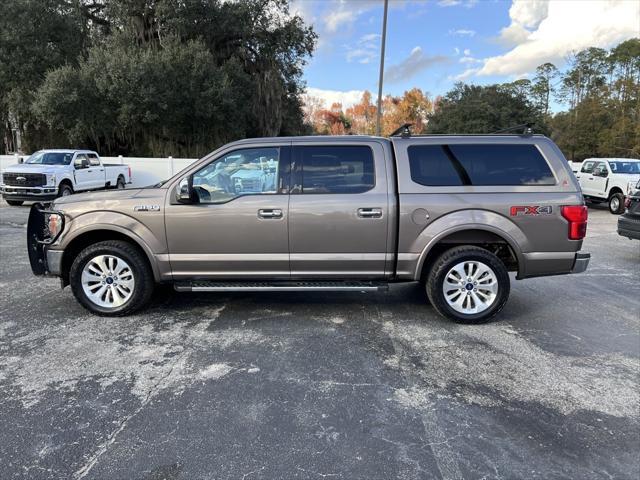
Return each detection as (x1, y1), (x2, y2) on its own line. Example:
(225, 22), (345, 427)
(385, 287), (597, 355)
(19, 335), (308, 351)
(5, 199), (23, 206)
(69, 240), (154, 316)
(609, 192), (625, 214)
(58, 183), (73, 198)
(426, 246), (510, 323)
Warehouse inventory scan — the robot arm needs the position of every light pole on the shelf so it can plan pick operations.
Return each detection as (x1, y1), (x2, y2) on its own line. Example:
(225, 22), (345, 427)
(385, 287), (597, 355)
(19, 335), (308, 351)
(375, 0), (389, 136)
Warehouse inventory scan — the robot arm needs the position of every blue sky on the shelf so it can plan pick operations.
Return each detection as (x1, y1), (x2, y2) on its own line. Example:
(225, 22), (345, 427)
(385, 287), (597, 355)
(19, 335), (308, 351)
(292, 0), (640, 109)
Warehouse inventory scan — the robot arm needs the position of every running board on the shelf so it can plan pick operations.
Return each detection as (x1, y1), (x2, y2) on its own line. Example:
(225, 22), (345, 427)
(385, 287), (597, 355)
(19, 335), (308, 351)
(174, 280), (389, 293)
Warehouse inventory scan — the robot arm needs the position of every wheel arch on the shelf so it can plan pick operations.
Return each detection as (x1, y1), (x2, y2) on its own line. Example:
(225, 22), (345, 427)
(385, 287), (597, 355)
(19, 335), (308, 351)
(60, 226), (160, 287)
(411, 211), (527, 281)
(608, 186), (624, 197)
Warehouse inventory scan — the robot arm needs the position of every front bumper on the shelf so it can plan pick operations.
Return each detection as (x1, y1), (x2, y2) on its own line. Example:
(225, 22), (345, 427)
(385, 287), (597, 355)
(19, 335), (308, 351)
(2, 184), (58, 201)
(27, 203), (65, 276)
(617, 215), (640, 240)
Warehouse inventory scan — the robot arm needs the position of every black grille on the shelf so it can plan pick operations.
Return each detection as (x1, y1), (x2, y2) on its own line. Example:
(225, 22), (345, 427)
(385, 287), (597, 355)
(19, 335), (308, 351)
(2, 173), (46, 187)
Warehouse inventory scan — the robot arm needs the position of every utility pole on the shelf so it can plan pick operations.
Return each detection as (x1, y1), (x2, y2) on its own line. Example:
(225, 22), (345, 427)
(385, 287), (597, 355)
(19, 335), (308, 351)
(375, 0), (389, 136)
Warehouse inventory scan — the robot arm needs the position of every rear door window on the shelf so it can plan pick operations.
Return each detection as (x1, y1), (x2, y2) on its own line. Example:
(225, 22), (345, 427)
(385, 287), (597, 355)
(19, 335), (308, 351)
(294, 146), (375, 194)
(408, 144), (555, 186)
(88, 153), (101, 166)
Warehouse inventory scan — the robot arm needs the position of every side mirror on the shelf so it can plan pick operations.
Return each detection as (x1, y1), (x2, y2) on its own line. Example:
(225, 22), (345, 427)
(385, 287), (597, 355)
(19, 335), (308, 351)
(175, 176), (192, 203)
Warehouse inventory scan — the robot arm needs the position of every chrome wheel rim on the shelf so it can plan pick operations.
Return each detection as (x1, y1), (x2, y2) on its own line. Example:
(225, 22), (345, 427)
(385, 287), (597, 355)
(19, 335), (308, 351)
(442, 261), (498, 315)
(62, 188), (71, 196)
(81, 254), (135, 309)
(610, 197), (619, 211)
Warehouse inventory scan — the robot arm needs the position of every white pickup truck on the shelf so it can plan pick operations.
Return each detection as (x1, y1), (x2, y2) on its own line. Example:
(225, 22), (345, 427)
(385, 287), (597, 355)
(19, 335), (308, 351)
(572, 158), (640, 214)
(1, 149), (131, 206)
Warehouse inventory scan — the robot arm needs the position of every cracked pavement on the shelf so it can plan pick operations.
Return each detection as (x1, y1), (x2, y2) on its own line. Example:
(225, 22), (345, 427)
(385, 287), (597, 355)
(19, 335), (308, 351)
(0, 199), (638, 479)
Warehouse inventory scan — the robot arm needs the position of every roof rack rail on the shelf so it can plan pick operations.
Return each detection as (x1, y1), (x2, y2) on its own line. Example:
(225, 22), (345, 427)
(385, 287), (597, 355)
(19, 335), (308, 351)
(389, 123), (413, 138)
(492, 123), (534, 135)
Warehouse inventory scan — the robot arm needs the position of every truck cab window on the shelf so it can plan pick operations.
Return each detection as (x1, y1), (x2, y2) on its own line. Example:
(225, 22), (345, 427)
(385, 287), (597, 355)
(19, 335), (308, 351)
(294, 145), (375, 194)
(192, 147), (280, 204)
(88, 154), (101, 167)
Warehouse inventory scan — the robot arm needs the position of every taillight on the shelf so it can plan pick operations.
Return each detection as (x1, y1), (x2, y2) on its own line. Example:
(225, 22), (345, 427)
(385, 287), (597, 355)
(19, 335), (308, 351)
(128, 166), (132, 181)
(624, 197), (631, 209)
(561, 205), (588, 240)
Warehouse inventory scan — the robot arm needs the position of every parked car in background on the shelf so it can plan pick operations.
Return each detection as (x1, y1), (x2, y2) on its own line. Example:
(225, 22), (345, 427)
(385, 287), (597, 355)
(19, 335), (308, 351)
(1, 149), (131, 206)
(28, 134), (589, 323)
(573, 158), (640, 214)
(617, 179), (640, 240)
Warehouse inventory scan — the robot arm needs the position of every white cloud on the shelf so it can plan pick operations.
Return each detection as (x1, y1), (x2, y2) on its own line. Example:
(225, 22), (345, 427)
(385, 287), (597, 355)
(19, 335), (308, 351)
(479, 0), (640, 77)
(449, 29), (476, 37)
(463, 48), (471, 56)
(438, 0), (478, 8)
(385, 46), (450, 84)
(345, 33), (381, 64)
(460, 56), (482, 64)
(452, 67), (481, 81)
(304, 87), (368, 109)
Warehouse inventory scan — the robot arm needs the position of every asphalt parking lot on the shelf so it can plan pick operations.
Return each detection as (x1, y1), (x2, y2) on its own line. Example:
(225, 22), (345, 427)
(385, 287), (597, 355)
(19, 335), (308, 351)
(0, 199), (638, 480)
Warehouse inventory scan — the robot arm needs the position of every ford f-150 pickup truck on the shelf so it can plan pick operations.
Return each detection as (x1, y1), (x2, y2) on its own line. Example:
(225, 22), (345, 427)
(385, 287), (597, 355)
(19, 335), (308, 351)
(572, 158), (640, 214)
(1, 149), (131, 206)
(27, 134), (590, 323)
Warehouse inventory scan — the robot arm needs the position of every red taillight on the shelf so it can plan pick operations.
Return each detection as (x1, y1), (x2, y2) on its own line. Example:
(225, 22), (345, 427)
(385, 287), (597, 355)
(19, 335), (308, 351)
(128, 166), (132, 181)
(561, 205), (588, 240)
(624, 197), (631, 209)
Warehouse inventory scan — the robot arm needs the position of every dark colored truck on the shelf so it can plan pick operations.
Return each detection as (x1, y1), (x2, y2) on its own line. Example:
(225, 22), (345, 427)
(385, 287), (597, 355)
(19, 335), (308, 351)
(27, 134), (590, 323)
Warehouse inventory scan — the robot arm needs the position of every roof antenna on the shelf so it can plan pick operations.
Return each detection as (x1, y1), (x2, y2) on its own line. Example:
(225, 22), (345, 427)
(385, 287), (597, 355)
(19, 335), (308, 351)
(492, 123), (534, 135)
(390, 123), (413, 138)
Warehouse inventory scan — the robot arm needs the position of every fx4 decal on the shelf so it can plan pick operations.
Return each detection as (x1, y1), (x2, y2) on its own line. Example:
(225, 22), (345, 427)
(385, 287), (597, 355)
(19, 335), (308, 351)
(510, 205), (553, 216)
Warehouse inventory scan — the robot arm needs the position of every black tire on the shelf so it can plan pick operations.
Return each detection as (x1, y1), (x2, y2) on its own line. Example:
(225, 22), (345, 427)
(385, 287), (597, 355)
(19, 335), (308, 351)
(425, 246), (510, 324)
(609, 192), (625, 214)
(5, 200), (23, 206)
(69, 240), (154, 316)
(58, 183), (74, 198)
(116, 176), (125, 189)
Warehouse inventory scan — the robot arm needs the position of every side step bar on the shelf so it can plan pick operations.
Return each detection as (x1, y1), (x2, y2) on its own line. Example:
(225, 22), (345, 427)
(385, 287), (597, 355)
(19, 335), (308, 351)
(174, 280), (389, 293)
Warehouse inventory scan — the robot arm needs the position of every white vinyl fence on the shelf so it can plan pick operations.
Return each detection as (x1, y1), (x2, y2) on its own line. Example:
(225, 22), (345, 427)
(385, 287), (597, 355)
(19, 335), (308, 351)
(0, 154), (199, 188)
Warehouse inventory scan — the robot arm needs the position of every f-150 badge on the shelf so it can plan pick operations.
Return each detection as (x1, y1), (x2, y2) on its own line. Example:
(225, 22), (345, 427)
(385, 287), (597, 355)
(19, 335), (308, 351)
(134, 205), (160, 212)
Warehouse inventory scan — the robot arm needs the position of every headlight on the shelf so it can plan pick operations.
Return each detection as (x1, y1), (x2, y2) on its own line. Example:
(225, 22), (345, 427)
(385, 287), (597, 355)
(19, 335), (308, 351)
(46, 213), (64, 239)
(47, 174), (57, 186)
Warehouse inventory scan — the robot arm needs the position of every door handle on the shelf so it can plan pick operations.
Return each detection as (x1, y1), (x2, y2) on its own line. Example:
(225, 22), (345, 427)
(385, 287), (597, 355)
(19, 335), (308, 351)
(357, 207), (383, 218)
(258, 208), (283, 219)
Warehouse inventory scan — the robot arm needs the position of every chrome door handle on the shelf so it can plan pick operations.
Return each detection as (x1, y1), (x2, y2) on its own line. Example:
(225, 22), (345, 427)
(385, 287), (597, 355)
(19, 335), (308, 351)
(258, 208), (283, 219)
(357, 207), (382, 218)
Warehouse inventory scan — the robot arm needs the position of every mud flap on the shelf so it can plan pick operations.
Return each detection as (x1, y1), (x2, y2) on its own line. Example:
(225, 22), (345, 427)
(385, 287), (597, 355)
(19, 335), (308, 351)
(27, 203), (48, 275)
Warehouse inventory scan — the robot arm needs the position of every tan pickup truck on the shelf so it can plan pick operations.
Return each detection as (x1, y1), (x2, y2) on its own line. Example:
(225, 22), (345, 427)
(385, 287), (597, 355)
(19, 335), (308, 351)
(27, 134), (590, 323)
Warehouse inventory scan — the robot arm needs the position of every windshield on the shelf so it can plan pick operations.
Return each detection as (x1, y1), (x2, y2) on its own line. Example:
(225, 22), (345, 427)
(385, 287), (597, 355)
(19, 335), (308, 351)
(609, 161), (640, 174)
(25, 151), (73, 165)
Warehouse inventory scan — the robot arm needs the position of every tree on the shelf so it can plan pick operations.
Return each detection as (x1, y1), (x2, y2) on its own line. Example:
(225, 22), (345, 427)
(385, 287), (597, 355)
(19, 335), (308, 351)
(3, 0), (317, 156)
(426, 83), (546, 134)
(0, 0), (88, 153)
(531, 63), (559, 115)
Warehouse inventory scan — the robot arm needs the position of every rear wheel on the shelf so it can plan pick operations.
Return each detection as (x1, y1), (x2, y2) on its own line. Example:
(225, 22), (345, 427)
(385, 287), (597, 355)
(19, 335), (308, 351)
(609, 192), (625, 214)
(426, 246), (510, 323)
(69, 240), (154, 316)
(116, 176), (125, 189)
(5, 200), (23, 206)
(58, 183), (73, 198)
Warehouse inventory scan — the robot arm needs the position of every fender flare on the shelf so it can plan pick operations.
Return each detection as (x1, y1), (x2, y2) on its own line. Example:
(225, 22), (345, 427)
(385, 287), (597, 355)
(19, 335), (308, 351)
(412, 213), (527, 280)
(60, 221), (162, 281)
